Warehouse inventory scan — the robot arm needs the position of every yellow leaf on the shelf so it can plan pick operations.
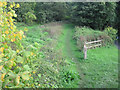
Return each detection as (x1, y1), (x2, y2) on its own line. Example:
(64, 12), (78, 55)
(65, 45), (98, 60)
(11, 38), (15, 42)
(16, 75), (20, 85)
(0, 53), (4, 57)
(10, 17), (12, 20)
(10, 4), (13, 8)
(3, 2), (7, 6)
(10, 26), (13, 30)
(19, 36), (22, 40)
(8, 35), (11, 38)
(16, 4), (20, 8)
(33, 71), (35, 74)
(13, 2), (15, 6)
(0, 47), (4, 52)
(0, 2), (3, 7)
(5, 30), (9, 34)
(23, 35), (26, 38)
(11, 22), (13, 26)
(1, 73), (6, 81)
(8, 12), (13, 16)
(10, 61), (13, 64)
(3, 42), (7, 45)
(16, 50), (19, 53)
(11, 39), (13, 42)
(31, 52), (34, 56)
(13, 34), (17, 37)
(0, 65), (3, 70)
(29, 74), (31, 76)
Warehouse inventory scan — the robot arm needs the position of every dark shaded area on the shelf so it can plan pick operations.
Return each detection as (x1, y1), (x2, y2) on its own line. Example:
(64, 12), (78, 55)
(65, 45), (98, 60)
(115, 40), (120, 49)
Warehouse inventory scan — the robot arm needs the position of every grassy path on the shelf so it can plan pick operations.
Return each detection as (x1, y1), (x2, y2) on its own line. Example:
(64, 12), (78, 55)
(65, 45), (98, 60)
(58, 24), (118, 88)
(17, 23), (118, 88)
(60, 24), (85, 88)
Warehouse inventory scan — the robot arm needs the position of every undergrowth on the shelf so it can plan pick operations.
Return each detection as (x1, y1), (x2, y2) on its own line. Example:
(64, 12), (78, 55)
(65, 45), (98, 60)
(72, 25), (118, 88)
(73, 26), (113, 50)
(17, 22), (79, 88)
(17, 23), (63, 88)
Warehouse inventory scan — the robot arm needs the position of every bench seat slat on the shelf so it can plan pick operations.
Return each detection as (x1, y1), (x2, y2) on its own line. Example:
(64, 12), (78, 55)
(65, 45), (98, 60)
(85, 40), (102, 44)
(86, 44), (101, 49)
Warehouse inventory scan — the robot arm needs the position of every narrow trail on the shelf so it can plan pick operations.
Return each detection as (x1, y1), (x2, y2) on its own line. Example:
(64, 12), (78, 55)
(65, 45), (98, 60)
(58, 24), (118, 88)
(63, 24), (85, 88)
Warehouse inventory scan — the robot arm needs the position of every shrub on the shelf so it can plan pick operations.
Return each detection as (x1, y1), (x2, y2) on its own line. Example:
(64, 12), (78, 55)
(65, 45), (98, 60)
(0, 2), (40, 88)
(24, 12), (36, 25)
(73, 26), (113, 50)
(104, 26), (118, 41)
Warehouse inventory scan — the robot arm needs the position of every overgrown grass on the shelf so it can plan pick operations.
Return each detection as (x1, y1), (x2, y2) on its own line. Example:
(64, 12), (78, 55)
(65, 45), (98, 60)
(17, 22), (80, 88)
(17, 23), (64, 88)
(16, 23), (118, 88)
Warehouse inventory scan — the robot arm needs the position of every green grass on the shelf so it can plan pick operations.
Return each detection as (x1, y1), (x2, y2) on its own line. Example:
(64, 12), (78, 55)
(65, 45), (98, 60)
(16, 23), (63, 88)
(79, 46), (118, 88)
(17, 23), (49, 46)
(72, 25), (118, 88)
(57, 24), (118, 88)
(17, 22), (118, 88)
(56, 24), (80, 88)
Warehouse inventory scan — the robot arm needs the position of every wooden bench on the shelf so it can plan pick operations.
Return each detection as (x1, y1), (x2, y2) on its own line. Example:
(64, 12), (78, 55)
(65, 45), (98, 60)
(84, 40), (103, 59)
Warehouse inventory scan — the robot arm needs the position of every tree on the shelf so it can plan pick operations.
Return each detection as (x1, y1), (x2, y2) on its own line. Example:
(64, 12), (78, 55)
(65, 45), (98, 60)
(35, 2), (69, 23)
(70, 2), (116, 30)
(14, 2), (36, 23)
(115, 2), (120, 37)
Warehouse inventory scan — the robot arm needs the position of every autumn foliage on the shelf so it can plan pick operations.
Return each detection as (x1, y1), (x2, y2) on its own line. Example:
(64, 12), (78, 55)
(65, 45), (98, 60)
(0, 2), (36, 88)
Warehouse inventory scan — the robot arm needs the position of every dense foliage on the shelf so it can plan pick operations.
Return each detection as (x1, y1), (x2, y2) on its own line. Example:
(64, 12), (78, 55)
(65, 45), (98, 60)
(115, 2), (120, 36)
(0, 1), (119, 88)
(104, 27), (118, 40)
(0, 2), (34, 88)
(71, 2), (116, 30)
(73, 26), (114, 50)
(0, 2), (61, 88)
(15, 2), (36, 23)
(14, 2), (119, 31)
(35, 2), (68, 23)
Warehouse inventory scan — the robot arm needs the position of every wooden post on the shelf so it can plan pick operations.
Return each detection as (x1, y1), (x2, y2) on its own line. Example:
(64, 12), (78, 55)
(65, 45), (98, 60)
(83, 40), (102, 59)
(84, 44), (87, 59)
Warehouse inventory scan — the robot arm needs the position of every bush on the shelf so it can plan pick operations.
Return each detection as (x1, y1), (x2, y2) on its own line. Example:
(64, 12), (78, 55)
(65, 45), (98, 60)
(73, 26), (113, 50)
(24, 12), (36, 25)
(0, 2), (42, 88)
(104, 26), (118, 41)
